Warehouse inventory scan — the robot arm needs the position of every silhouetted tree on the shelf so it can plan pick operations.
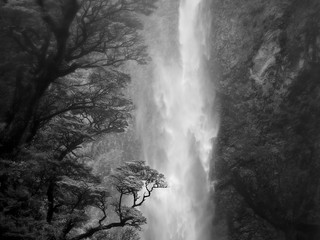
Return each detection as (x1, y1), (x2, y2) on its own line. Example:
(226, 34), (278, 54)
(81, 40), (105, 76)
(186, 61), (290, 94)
(0, 0), (160, 239)
(0, 0), (157, 152)
(0, 158), (166, 240)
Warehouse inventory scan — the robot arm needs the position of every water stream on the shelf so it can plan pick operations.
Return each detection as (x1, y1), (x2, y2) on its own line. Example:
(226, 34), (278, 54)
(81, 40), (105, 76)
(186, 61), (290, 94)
(136, 0), (217, 239)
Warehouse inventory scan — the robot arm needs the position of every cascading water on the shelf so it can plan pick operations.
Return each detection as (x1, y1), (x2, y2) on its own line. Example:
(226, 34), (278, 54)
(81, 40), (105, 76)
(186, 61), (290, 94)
(135, 0), (218, 239)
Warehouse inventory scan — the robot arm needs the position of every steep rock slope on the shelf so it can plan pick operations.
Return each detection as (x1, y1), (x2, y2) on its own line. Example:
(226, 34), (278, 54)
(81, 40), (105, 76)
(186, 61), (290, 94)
(211, 1), (320, 240)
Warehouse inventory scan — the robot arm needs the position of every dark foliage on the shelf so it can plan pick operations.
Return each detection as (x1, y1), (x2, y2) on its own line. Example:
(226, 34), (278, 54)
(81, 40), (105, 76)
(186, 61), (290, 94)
(0, 0), (162, 239)
(0, 0), (157, 151)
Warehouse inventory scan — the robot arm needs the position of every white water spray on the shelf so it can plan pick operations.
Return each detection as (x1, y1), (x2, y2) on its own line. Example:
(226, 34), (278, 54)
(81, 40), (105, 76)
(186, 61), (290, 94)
(136, 0), (217, 239)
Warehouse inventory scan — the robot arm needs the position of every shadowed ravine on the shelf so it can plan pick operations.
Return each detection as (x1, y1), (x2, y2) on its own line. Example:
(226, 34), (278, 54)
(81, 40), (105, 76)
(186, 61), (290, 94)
(136, 0), (218, 239)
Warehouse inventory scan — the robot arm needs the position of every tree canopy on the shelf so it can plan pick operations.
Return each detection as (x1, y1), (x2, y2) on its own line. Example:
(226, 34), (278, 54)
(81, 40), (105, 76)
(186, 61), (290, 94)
(0, 0), (157, 151)
(0, 0), (163, 240)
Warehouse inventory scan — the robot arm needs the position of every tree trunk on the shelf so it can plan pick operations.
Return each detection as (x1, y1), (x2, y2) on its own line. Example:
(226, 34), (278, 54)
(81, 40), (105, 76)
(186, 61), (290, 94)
(0, 83), (37, 152)
(0, 69), (54, 153)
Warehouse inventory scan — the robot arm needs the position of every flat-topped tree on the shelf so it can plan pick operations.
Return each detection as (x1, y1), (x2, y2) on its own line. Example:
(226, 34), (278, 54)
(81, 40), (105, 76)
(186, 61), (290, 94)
(65, 161), (167, 240)
(0, 158), (166, 240)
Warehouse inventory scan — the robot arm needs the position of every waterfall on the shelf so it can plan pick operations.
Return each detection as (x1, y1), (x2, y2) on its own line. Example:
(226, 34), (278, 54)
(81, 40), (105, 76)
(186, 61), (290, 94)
(135, 0), (218, 239)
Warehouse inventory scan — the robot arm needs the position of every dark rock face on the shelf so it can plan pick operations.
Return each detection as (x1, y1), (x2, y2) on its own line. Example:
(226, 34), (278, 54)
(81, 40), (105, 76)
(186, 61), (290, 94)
(210, 1), (320, 240)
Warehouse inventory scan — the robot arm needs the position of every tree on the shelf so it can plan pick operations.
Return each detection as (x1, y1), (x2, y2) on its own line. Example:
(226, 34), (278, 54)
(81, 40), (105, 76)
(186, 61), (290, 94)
(0, 0), (157, 152)
(0, 159), (166, 240)
(59, 161), (167, 240)
(32, 68), (132, 159)
(0, 1), (160, 239)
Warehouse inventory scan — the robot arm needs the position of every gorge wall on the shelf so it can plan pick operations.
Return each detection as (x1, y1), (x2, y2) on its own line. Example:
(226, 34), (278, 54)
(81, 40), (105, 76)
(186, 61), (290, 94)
(210, 0), (320, 240)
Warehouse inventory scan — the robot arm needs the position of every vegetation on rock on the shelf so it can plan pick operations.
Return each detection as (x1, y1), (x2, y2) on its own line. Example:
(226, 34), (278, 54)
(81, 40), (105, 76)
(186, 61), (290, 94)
(211, 0), (320, 239)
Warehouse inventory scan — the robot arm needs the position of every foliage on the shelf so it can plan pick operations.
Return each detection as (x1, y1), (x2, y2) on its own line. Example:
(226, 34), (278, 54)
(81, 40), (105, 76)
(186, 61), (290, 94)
(0, 0), (157, 151)
(0, 0), (160, 239)
(0, 155), (166, 240)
